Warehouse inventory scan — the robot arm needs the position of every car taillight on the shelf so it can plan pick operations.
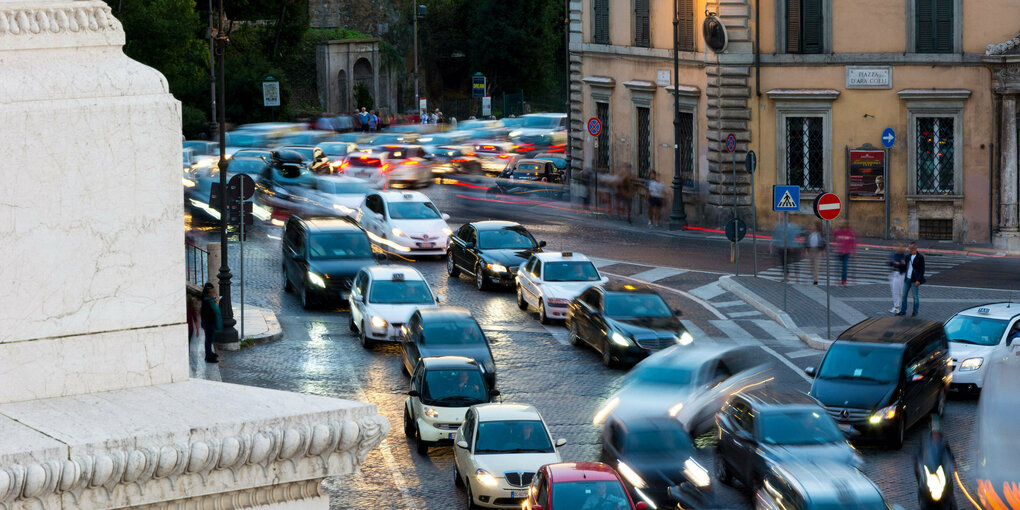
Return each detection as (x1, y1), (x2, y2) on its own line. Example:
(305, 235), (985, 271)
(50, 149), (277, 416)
(381, 164), (393, 173)
(401, 160), (419, 165)
(497, 154), (511, 159)
(464, 152), (476, 156)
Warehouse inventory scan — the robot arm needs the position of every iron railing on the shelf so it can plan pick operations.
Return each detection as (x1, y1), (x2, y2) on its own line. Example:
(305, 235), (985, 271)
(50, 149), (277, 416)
(186, 242), (209, 287)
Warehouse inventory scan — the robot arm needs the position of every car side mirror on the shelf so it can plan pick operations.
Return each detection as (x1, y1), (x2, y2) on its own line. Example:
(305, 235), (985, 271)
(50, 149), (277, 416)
(436, 295), (445, 303)
(666, 486), (683, 502)
(407, 390), (420, 397)
(804, 366), (816, 377)
(538, 240), (547, 248)
(456, 440), (469, 449)
(489, 389), (501, 397)
(673, 309), (683, 316)
(555, 438), (567, 447)
(442, 213), (451, 221)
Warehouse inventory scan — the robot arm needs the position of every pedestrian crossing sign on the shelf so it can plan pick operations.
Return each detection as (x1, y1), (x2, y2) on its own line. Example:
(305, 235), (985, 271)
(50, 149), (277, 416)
(773, 185), (800, 211)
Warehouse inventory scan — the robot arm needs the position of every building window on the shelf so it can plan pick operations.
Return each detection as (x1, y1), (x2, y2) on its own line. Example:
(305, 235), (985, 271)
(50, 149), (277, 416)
(596, 101), (610, 170)
(785, 117), (824, 191)
(634, 0), (650, 48)
(636, 106), (651, 179)
(679, 111), (695, 189)
(915, 117), (955, 193)
(785, 0), (823, 54)
(915, 0), (954, 53)
(593, 0), (610, 45)
(677, 1), (695, 51)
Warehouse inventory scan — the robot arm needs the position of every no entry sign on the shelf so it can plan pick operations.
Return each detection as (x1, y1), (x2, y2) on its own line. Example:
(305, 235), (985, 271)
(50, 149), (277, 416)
(814, 193), (842, 221)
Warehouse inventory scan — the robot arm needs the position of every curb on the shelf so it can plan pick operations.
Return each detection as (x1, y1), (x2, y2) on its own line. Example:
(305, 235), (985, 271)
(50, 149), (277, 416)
(215, 306), (283, 352)
(718, 275), (832, 351)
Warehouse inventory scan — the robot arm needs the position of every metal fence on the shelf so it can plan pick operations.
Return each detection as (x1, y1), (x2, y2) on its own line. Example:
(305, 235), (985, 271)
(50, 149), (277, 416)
(186, 242), (208, 286)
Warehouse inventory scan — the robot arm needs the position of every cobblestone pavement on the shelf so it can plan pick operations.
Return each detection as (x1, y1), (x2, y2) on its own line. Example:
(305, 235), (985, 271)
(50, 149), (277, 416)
(189, 184), (982, 510)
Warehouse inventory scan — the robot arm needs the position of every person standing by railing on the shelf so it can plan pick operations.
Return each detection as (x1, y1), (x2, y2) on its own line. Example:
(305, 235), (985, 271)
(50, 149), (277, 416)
(200, 282), (222, 364)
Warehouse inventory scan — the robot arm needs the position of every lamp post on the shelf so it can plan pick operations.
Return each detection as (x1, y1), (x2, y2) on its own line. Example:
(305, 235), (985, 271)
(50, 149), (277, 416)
(413, 4), (424, 114)
(669, 0), (688, 230)
(214, 0), (239, 345)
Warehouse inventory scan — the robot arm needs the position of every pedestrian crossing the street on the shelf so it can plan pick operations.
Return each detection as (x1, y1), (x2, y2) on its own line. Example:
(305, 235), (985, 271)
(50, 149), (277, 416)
(756, 250), (969, 286)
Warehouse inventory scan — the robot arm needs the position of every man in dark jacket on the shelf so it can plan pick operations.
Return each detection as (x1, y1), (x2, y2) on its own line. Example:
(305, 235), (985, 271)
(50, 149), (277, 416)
(200, 282), (222, 363)
(897, 241), (926, 316)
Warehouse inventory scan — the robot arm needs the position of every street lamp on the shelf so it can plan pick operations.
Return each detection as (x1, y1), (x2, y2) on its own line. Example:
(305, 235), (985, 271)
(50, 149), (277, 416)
(413, 4), (425, 114)
(214, 0), (239, 345)
(669, 0), (688, 230)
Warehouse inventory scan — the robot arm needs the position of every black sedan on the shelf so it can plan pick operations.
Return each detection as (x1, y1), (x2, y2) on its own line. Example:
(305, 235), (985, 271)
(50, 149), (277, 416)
(446, 220), (545, 290)
(567, 284), (690, 367)
(400, 307), (497, 390)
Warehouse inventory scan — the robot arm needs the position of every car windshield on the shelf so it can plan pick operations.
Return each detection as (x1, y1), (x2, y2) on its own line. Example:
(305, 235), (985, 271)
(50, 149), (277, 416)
(319, 143), (351, 156)
(369, 280), (434, 304)
(522, 116), (561, 129)
(945, 315), (1008, 346)
(227, 157), (268, 176)
(804, 498), (889, 510)
(307, 234), (372, 260)
(624, 425), (695, 457)
(421, 369), (488, 406)
(477, 228), (535, 250)
(224, 132), (266, 148)
(317, 180), (372, 195)
(817, 343), (903, 384)
(421, 319), (487, 345)
(628, 365), (694, 387)
(538, 157), (567, 169)
(758, 410), (844, 445)
(517, 163), (543, 172)
(604, 293), (671, 318)
(551, 481), (630, 509)
(474, 420), (553, 454)
(543, 261), (600, 282)
(388, 201), (442, 220)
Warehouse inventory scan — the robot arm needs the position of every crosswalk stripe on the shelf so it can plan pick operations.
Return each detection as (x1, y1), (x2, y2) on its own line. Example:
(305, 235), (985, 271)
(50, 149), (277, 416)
(711, 300), (747, 308)
(709, 320), (757, 346)
(727, 310), (763, 318)
(750, 319), (803, 348)
(690, 281), (726, 301)
(787, 348), (822, 359)
(631, 267), (687, 282)
(756, 252), (969, 286)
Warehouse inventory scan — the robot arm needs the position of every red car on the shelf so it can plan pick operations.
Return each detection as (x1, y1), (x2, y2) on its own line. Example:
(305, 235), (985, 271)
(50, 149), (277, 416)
(524, 462), (647, 510)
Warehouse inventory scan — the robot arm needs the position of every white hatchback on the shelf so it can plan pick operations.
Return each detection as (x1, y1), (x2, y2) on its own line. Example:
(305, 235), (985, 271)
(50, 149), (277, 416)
(348, 265), (440, 348)
(454, 403), (565, 509)
(944, 303), (1020, 391)
(357, 191), (452, 257)
(515, 252), (608, 323)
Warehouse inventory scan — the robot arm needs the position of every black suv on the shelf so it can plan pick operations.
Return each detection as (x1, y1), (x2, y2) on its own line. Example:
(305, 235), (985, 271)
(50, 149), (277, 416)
(446, 221), (545, 290)
(807, 317), (950, 448)
(282, 216), (378, 308)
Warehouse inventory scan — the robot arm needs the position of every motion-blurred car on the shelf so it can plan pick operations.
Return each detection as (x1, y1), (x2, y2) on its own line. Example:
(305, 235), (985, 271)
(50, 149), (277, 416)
(357, 191), (452, 257)
(288, 176), (372, 218)
(971, 354), (1020, 509)
(183, 140), (219, 157)
(593, 344), (768, 435)
(319, 141), (359, 173)
(474, 141), (519, 175)
(496, 159), (563, 184)
(943, 302), (1020, 392)
(447, 221), (545, 290)
(400, 307), (497, 390)
(276, 130), (335, 147)
(404, 356), (497, 455)
(454, 403), (567, 509)
(373, 145), (431, 188)
(600, 415), (710, 508)
(348, 265), (440, 348)
(516, 252), (608, 324)
(508, 113), (567, 152)
(567, 284), (691, 368)
(277, 145), (330, 174)
(715, 390), (863, 492)
(524, 462), (646, 510)
(755, 461), (900, 510)
(281, 216), (377, 309)
(806, 317), (950, 448)
(426, 145), (482, 175)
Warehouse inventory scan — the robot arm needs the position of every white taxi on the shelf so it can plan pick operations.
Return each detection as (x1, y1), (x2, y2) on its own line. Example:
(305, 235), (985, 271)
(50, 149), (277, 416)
(404, 356), (496, 455)
(515, 252), (608, 324)
(944, 303), (1020, 392)
(454, 403), (566, 509)
(348, 265), (441, 348)
(357, 191), (452, 257)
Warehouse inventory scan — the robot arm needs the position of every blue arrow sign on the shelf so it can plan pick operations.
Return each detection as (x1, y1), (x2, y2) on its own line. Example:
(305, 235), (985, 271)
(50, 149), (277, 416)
(773, 185), (801, 211)
(882, 127), (896, 149)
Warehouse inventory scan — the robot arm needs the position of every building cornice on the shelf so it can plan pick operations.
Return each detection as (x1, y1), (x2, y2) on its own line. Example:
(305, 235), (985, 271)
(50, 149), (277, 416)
(582, 76), (616, 89)
(897, 89), (972, 101)
(663, 84), (702, 98)
(623, 80), (657, 93)
(765, 89), (841, 101)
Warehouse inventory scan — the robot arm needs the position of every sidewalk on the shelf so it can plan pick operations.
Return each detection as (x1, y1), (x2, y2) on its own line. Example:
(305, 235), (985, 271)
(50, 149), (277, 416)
(189, 303), (282, 381)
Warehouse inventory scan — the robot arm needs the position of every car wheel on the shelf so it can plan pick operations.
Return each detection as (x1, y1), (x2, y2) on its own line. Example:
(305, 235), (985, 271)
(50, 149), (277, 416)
(454, 464), (464, 488)
(539, 300), (551, 324)
(348, 313), (356, 332)
(935, 389), (947, 416)
(447, 252), (460, 277)
(300, 284), (312, 310)
(516, 286), (528, 310)
(601, 341), (616, 368)
(465, 482), (477, 510)
(283, 266), (293, 293)
(403, 407), (414, 437)
(569, 322), (583, 347)
(715, 451), (732, 485)
(360, 322), (374, 349)
(890, 417), (906, 449)
(414, 426), (429, 456)
(474, 264), (489, 291)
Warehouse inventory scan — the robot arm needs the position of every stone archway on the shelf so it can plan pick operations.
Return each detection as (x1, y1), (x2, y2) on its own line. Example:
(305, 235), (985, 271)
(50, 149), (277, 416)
(337, 69), (348, 113)
(353, 58), (374, 108)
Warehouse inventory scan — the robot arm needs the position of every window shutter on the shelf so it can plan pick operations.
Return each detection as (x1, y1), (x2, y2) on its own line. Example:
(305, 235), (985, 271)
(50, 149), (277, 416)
(634, 0), (649, 47)
(916, 0), (935, 52)
(678, 0), (695, 51)
(786, 0), (801, 53)
(594, 0), (609, 44)
(801, 0), (823, 53)
(934, 0), (954, 52)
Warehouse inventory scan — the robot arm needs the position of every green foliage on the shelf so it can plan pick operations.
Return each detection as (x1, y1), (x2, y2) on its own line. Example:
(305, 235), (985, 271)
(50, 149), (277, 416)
(182, 104), (209, 138)
(354, 83), (374, 111)
(467, 0), (561, 98)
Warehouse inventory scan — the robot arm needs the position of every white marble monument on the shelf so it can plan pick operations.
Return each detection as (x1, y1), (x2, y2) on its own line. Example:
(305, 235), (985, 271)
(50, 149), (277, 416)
(0, 1), (387, 508)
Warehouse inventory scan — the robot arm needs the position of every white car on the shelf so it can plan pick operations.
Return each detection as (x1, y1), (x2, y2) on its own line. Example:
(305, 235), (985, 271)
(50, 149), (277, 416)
(404, 356), (495, 455)
(290, 176), (372, 218)
(454, 403), (566, 509)
(357, 191), (452, 257)
(515, 252), (608, 323)
(944, 303), (1020, 392)
(348, 265), (440, 348)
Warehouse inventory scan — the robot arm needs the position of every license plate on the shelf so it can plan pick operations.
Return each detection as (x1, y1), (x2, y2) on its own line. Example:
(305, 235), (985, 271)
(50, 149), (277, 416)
(447, 432), (456, 439)
(510, 491), (526, 499)
(418, 242), (434, 248)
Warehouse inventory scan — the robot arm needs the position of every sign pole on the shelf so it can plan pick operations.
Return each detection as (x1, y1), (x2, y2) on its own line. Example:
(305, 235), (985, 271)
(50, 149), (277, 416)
(594, 138), (599, 213)
(884, 147), (890, 239)
(783, 211), (788, 312)
(239, 198), (245, 341)
(732, 149), (738, 277)
(825, 219), (831, 340)
(751, 170), (757, 277)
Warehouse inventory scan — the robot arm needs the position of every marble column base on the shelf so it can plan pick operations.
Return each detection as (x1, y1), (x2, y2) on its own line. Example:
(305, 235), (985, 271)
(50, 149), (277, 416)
(0, 380), (388, 509)
(993, 230), (1020, 252)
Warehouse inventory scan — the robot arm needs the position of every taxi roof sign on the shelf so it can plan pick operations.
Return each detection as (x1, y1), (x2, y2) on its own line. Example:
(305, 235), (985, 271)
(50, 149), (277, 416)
(392, 273), (405, 281)
(562, 252), (573, 257)
(978, 307), (990, 315)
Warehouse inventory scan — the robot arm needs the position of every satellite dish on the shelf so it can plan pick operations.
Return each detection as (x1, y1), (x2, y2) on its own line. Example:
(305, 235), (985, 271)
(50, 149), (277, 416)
(702, 14), (728, 53)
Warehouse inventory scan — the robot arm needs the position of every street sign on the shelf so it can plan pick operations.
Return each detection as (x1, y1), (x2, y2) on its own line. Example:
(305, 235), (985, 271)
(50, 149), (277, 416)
(419, 98), (427, 112)
(745, 150), (757, 175)
(882, 127), (896, 148)
(471, 73), (486, 98)
(725, 217), (747, 242)
(587, 117), (602, 137)
(482, 96), (491, 116)
(813, 193), (842, 221)
(262, 76), (280, 107)
(725, 133), (737, 153)
(773, 185), (800, 211)
(229, 173), (256, 201)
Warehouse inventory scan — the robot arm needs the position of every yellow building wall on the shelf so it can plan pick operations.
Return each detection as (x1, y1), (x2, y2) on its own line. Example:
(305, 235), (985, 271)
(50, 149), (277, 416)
(831, 0), (906, 53)
(962, 0), (1018, 53)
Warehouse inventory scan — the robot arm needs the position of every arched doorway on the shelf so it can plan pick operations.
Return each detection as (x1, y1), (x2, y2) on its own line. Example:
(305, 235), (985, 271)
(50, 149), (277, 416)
(353, 58), (374, 109)
(337, 69), (348, 113)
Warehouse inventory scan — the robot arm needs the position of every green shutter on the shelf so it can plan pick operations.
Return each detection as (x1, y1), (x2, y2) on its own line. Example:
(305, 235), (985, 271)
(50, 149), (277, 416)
(916, 0), (935, 52)
(934, 0), (954, 52)
(635, 0), (649, 47)
(801, 0), (823, 53)
(594, 0), (609, 44)
(786, 0), (801, 53)
(678, 0), (695, 51)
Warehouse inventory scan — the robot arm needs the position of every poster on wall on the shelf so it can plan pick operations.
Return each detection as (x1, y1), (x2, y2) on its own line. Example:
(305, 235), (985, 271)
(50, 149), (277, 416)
(849, 149), (886, 201)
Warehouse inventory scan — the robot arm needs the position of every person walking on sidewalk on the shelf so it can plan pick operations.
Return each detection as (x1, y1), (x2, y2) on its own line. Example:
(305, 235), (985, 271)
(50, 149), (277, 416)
(200, 282), (222, 363)
(616, 169), (634, 223)
(771, 220), (803, 282)
(898, 242), (926, 316)
(358, 107), (370, 132)
(888, 243), (908, 314)
(805, 222), (825, 285)
(833, 221), (857, 286)
(647, 171), (666, 227)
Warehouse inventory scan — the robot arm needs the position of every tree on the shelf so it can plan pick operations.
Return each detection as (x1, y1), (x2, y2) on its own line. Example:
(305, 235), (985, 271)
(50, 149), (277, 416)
(467, 0), (562, 100)
(354, 83), (375, 111)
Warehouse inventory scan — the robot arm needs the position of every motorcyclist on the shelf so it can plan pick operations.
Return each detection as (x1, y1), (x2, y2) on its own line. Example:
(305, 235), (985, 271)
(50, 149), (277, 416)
(915, 415), (956, 509)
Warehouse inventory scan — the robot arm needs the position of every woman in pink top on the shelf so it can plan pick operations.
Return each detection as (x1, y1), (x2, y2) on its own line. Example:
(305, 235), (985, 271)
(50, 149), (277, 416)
(832, 221), (857, 285)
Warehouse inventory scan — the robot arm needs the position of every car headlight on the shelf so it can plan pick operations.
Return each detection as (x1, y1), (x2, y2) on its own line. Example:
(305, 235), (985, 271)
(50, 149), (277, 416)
(547, 298), (570, 306)
(370, 316), (388, 329)
(676, 331), (694, 345)
(333, 204), (354, 215)
(869, 404), (897, 424)
(617, 461), (647, 489)
(391, 227), (405, 237)
(683, 458), (711, 488)
(508, 130), (523, 138)
(668, 402), (684, 417)
(423, 407), (439, 418)
(475, 469), (499, 487)
(442, 227), (453, 236)
(924, 464), (947, 501)
(307, 272), (326, 288)
(182, 177), (197, 188)
(959, 357), (983, 371)
(610, 332), (631, 346)
(486, 263), (508, 273)
(593, 397), (619, 425)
